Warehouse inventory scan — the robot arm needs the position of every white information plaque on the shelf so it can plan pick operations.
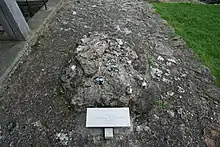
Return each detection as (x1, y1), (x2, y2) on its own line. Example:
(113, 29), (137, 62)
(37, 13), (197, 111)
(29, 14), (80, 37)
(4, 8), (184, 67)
(86, 107), (131, 127)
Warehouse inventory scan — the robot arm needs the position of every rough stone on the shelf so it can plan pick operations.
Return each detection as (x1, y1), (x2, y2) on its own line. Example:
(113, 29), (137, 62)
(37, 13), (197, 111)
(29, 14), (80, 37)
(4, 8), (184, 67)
(0, 0), (219, 146)
(61, 32), (146, 110)
(55, 132), (69, 146)
(150, 68), (163, 80)
(167, 110), (175, 118)
(157, 55), (164, 62)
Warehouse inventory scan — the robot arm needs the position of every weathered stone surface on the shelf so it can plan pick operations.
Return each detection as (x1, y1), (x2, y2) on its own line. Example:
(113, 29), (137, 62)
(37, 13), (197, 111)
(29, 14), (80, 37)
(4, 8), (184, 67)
(0, 0), (220, 146)
(61, 32), (147, 110)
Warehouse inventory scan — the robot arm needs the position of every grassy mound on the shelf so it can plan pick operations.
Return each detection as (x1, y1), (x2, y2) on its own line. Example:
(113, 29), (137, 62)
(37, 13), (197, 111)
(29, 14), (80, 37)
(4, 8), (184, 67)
(153, 3), (220, 85)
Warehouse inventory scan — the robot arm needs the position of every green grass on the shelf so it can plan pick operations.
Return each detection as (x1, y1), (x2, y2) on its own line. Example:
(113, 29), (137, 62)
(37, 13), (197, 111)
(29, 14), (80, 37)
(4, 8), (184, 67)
(153, 3), (220, 86)
(155, 100), (170, 109)
(147, 54), (154, 68)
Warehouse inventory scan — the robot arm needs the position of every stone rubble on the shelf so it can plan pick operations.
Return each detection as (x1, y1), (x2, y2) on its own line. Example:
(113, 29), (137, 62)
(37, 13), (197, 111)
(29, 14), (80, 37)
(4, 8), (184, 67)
(61, 32), (149, 110)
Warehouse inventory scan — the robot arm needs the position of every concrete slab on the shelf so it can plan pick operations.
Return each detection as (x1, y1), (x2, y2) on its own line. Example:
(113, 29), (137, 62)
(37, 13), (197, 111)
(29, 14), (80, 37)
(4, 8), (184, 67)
(0, 41), (20, 79)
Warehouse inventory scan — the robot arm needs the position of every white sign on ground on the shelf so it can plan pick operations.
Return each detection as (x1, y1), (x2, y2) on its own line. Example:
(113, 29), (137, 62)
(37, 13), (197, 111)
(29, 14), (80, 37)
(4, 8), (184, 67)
(86, 107), (131, 128)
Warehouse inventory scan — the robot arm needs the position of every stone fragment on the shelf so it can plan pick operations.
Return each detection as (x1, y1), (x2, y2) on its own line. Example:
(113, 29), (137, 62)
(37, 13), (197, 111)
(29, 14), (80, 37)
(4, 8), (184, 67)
(71, 65), (76, 71)
(162, 77), (171, 84)
(136, 126), (143, 132)
(177, 86), (185, 93)
(143, 126), (150, 132)
(167, 91), (174, 96)
(153, 114), (159, 120)
(167, 58), (177, 64)
(93, 76), (105, 85)
(142, 81), (147, 87)
(136, 125), (150, 132)
(72, 11), (77, 15)
(126, 85), (132, 95)
(150, 68), (163, 80)
(116, 38), (123, 45)
(166, 62), (172, 66)
(167, 110), (175, 118)
(157, 56), (164, 62)
(56, 133), (68, 146)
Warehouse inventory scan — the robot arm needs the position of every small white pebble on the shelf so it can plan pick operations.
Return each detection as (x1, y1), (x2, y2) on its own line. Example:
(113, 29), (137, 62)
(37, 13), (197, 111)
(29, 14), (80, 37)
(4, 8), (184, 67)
(123, 28), (132, 34)
(136, 126), (143, 132)
(32, 121), (42, 127)
(126, 85), (132, 95)
(127, 60), (132, 65)
(55, 133), (68, 146)
(174, 76), (181, 81)
(167, 58), (177, 64)
(116, 38), (123, 45)
(157, 56), (164, 62)
(150, 68), (163, 79)
(162, 78), (171, 84)
(136, 75), (143, 81)
(143, 126), (150, 132)
(167, 110), (175, 118)
(177, 108), (183, 115)
(165, 73), (170, 76)
(166, 62), (172, 66)
(62, 21), (68, 25)
(153, 114), (159, 120)
(142, 81), (147, 87)
(177, 86), (185, 93)
(71, 65), (76, 71)
(165, 69), (170, 76)
(64, 28), (71, 32)
(72, 11), (77, 15)
(76, 46), (84, 52)
(180, 74), (187, 78)
(167, 91), (174, 96)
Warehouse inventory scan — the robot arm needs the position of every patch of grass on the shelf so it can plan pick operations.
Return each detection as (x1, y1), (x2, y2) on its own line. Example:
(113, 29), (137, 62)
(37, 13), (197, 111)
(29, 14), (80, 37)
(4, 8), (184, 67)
(147, 54), (156, 77)
(153, 3), (220, 86)
(155, 100), (170, 109)
(147, 54), (154, 68)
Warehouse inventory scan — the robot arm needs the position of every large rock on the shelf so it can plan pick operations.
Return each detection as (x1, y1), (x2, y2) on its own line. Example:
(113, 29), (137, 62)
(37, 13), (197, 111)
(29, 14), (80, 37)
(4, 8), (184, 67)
(60, 32), (159, 112)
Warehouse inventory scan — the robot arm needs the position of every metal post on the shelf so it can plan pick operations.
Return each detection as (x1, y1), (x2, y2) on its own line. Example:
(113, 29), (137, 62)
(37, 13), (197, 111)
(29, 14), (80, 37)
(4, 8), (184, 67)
(43, 0), (48, 10)
(0, 0), (30, 40)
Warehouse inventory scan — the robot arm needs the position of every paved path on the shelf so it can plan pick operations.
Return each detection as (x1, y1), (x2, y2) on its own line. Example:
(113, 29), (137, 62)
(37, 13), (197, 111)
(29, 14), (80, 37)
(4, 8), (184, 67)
(0, 0), (220, 146)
